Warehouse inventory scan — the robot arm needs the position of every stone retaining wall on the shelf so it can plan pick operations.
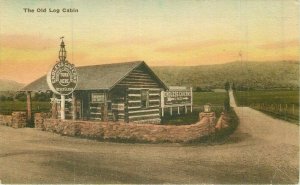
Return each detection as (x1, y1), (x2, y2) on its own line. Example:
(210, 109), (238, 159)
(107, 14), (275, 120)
(42, 117), (215, 143)
(34, 113), (51, 130)
(215, 112), (230, 130)
(0, 112), (27, 128)
(0, 114), (12, 126)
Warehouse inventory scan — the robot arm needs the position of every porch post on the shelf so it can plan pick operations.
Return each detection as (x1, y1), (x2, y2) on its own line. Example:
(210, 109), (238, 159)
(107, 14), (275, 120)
(51, 94), (57, 119)
(61, 95), (65, 120)
(72, 92), (76, 120)
(190, 87), (193, 113)
(26, 91), (32, 122)
(103, 92), (108, 122)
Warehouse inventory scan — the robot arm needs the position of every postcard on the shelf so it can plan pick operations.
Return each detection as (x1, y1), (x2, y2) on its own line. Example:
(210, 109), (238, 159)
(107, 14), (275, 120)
(0, 0), (299, 184)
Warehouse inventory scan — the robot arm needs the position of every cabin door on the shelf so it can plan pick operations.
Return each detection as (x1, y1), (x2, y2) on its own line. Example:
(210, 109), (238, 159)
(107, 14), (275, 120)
(81, 92), (90, 120)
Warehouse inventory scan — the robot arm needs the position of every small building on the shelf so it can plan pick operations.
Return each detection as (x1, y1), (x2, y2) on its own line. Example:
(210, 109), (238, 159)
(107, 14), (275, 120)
(22, 61), (168, 124)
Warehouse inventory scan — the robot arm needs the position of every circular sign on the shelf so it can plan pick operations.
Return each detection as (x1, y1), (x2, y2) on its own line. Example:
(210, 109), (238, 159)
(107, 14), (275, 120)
(47, 61), (78, 95)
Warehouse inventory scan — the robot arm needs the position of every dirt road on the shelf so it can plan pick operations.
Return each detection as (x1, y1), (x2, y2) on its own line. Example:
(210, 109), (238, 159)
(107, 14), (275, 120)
(0, 91), (298, 183)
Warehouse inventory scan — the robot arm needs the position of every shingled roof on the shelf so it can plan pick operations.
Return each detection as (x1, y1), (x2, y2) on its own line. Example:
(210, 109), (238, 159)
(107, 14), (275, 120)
(22, 61), (168, 91)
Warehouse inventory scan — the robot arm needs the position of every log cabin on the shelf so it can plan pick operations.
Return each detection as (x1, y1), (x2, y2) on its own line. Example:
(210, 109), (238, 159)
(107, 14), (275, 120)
(22, 61), (169, 124)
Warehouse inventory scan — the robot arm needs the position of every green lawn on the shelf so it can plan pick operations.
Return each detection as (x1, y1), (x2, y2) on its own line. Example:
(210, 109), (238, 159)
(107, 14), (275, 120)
(234, 90), (299, 106)
(234, 90), (299, 122)
(193, 92), (227, 107)
(0, 101), (51, 115)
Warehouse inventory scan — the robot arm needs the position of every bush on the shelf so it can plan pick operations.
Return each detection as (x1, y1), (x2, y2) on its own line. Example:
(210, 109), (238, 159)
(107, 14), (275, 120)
(15, 92), (27, 101)
(224, 93), (230, 111)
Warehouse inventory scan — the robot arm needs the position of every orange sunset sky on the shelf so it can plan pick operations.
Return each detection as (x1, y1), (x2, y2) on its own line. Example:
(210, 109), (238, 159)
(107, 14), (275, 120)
(0, 0), (299, 84)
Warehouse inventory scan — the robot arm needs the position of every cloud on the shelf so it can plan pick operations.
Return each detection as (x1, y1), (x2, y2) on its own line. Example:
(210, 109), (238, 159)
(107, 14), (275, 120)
(155, 40), (244, 53)
(258, 39), (299, 50)
(93, 37), (161, 48)
(0, 34), (57, 50)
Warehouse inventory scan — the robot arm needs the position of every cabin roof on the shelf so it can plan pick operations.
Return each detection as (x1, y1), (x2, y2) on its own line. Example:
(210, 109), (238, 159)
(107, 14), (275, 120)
(22, 61), (168, 91)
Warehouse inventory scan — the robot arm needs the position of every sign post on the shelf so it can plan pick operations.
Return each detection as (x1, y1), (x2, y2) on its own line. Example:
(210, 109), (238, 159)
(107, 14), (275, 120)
(47, 38), (78, 120)
(61, 95), (65, 120)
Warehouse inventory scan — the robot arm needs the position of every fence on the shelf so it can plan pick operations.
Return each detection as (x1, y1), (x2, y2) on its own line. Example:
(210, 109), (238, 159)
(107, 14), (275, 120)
(250, 103), (299, 121)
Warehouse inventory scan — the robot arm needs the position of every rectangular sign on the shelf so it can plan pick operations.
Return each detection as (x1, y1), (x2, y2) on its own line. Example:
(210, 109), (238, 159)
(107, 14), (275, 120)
(91, 93), (104, 103)
(163, 87), (192, 105)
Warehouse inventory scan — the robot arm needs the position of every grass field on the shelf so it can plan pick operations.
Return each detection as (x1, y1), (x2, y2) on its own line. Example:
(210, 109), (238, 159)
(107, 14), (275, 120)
(234, 90), (299, 122)
(0, 101), (50, 115)
(193, 92), (227, 107)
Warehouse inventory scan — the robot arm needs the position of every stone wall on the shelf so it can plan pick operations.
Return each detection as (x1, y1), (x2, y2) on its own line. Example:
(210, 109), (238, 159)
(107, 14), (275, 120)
(42, 116), (215, 143)
(0, 112), (27, 128)
(215, 112), (229, 130)
(34, 112), (51, 130)
(0, 114), (12, 126)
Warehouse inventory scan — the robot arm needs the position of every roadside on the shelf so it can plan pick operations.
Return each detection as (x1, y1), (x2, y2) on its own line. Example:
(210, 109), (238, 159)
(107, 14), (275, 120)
(0, 104), (298, 184)
(0, 89), (298, 184)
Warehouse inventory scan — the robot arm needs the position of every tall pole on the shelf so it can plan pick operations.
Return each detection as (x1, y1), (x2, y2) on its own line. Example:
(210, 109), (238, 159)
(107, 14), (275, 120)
(61, 95), (65, 120)
(190, 87), (193, 113)
(72, 93), (76, 120)
(51, 93), (57, 119)
(26, 91), (32, 122)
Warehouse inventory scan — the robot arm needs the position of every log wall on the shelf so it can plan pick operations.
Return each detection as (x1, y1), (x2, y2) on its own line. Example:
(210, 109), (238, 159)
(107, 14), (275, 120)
(114, 65), (164, 124)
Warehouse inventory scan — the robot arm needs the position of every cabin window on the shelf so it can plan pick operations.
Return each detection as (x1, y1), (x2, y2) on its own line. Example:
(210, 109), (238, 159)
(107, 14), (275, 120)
(141, 89), (149, 108)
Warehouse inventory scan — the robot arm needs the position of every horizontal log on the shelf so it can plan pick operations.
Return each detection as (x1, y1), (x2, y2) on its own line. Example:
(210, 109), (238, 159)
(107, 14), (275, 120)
(149, 99), (160, 102)
(90, 112), (102, 115)
(128, 94), (141, 97)
(128, 106), (141, 109)
(90, 107), (101, 110)
(116, 84), (160, 88)
(128, 102), (141, 107)
(128, 100), (141, 103)
(123, 77), (155, 82)
(126, 76), (153, 81)
(129, 71), (150, 76)
(118, 82), (158, 86)
(132, 69), (146, 73)
(149, 93), (160, 96)
(149, 103), (160, 107)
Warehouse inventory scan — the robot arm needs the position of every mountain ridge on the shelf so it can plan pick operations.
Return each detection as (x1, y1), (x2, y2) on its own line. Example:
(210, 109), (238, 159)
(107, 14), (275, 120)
(0, 79), (25, 91)
(152, 61), (299, 89)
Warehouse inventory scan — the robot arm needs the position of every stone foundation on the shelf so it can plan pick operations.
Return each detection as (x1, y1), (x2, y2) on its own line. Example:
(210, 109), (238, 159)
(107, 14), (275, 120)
(34, 113), (51, 130)
(42, 116), (214, 143)
(0, 114), (12, 126)
(11, 112), (27, 128)
(0, 111), (27, 128)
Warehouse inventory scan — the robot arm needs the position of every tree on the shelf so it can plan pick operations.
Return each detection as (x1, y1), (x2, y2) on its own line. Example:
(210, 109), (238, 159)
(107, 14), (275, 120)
(224, 81), (230, 91)
(224, 95), (230, 111)
(232, 82), (236, 91)
(15, 92), (27, 101)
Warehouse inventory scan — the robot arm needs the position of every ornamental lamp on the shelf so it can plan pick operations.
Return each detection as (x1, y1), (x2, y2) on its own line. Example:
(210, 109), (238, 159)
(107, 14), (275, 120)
(204, 104), (211, 113)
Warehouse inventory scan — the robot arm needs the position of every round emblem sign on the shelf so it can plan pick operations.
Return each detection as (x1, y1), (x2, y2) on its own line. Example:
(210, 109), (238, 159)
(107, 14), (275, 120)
(47, 61), (78, 95)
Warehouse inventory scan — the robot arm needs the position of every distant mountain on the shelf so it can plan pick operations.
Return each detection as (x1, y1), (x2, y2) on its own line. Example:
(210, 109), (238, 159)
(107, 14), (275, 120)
(0, 79), (24, 91)
(152, 61), (299, 90)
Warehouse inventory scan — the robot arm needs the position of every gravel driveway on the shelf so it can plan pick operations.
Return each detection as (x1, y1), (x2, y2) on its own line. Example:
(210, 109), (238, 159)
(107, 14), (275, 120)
(0, 91), (298, 184)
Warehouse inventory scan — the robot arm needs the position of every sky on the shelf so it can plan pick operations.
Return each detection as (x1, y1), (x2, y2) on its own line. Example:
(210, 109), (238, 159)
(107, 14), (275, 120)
(0, 0), (299, 84)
